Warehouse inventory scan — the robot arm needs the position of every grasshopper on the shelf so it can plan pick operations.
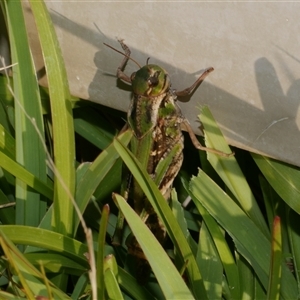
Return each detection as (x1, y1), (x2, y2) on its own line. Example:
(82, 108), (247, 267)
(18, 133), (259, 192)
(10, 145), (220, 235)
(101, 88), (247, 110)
(105, 40), (232, 282)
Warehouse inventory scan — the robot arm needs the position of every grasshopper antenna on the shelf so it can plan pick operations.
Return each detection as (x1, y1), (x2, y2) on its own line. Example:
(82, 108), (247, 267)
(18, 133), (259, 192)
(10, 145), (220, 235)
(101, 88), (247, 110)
(103, 43), (141, 69)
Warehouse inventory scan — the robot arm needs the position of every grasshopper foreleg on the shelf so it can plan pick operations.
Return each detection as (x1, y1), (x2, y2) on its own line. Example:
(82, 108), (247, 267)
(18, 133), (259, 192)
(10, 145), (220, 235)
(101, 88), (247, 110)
(116, 39), (132, 83)
(175, 67), (233, 157)
(175, 67), (214, 97)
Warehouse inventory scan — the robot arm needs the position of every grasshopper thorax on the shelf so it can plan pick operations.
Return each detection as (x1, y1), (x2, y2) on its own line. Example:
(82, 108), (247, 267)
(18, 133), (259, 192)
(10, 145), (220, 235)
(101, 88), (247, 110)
(131, 64), (171, 97)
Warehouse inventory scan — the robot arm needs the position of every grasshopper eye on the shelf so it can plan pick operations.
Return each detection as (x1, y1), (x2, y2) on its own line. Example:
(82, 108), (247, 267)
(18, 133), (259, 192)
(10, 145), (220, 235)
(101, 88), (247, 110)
(130, 72), (136, 82)
(148, 71), (161, 87)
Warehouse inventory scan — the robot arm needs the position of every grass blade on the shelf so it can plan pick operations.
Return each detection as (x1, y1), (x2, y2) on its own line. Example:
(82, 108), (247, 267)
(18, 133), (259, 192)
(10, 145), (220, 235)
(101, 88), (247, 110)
(113, 193), (193, 299)
(201, 106), (269, 237)
(0, 230), (70, 299)
(197, 222), (223, 300)
(74, 130), (132, 233)
(252, 154), (300, 214)
(29, 0), (75, 236)
(104, 255), (124, 300)
(113, 137), (207, 299)
(3, 0), (47, 227)
(190, 188), (240, 300)
(189, 170), (297, 299)
(0, 151), (53, 199)
(267, 216), (282, 300)
(97, 204), (109, 300)
(0, 225), (89, 266)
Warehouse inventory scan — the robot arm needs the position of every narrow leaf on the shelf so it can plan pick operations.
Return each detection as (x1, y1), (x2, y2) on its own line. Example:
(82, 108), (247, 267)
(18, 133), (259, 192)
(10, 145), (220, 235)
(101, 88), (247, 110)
(253, 153), (300, 214)
(201, 106), (269, 237)
(189, 170), (297, 299)
(113, 137), (207, 299)
(113, 193), (193, 299)
(0, 230), (71, 298)
(0, 225), (89, 266)
(267, 216), (282, 300)
(4, 0), (47, 227)
(97, 204), (110, 300)
(74, 130), (132, 233)
(0, 150), (53, 199)
(29, 0), (75, 236)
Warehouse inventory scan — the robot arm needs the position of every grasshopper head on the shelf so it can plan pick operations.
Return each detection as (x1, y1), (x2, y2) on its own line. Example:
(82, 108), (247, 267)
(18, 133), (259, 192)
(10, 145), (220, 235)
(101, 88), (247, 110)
(131, 64), (171, 97)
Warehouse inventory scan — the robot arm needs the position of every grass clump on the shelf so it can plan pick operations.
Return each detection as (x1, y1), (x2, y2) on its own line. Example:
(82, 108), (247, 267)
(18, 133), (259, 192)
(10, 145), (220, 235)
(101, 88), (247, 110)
(0, 1), (299, 299)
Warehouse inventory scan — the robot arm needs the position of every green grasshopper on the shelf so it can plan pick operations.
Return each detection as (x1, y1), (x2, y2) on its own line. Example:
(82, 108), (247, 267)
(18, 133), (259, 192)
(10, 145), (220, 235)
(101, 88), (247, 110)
(105, 40), (232, 282)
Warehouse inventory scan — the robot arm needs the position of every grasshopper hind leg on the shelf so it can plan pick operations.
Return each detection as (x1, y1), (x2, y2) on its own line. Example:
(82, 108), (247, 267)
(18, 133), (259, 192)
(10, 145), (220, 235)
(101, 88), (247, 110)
(181, 119), (234, 157)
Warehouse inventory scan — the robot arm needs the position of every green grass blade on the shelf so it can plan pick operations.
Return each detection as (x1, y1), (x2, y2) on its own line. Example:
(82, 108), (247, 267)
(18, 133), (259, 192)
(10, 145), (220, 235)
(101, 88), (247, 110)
(0, 123), (15, 159)
(201, 106), (269, 237)
(113, 137), (207, 299)
(74, 106), (116, 150)
(4, 0), (47, 227)
(197, 222), (223, 300)
(0, 225), (88, 266)
(189, 170), (297, 299)
(1, 236), (35, 299)
(191, 190), (240, 300)
(0, 230), (71, 299)
(97, 204), (109, 300)
(0, 291), (24, 300)
(74, 118), (112, 150)
(25, 253), (86, 275)
(104, 269), (123, 300)
(104, 255), (124, 300)
(29, 0), (75, 236)
(0, 75), (14, 110)
(259, 176), (279, 230)
(117, 268), (156, 300)
(113, 193), (193, 299)
(170, 190), (198, 258)
(267, 216), (282, 300)
(287, 209), (300, 293)
(70, 274), (89, 300)
(74, 130), (132, 233)
(0, 150), (53, 200)
(0, 189), (15, 224)
(252, 153), (300, 214)
(236, 254), (255, 300)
